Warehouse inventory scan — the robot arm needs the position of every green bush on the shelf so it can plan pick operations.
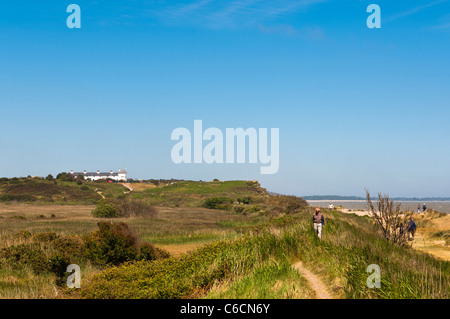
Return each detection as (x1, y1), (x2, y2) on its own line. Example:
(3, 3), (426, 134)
(202, 197), (233, 210)
(56, 172), (75, 182)
(91, 200), (119, 218)
(0, 244), (50, 274)
(82, 222), (139, 265)
(14, 230), (32, 240)
(0, 194), (36, 202)
(49, 254), (71, 282)
(138, 243), (170, 261)
(32, 232), (58, 243)
(237, 196), (252, 204)
(52, 236), (83, 258)
(82, 222), (169, 266)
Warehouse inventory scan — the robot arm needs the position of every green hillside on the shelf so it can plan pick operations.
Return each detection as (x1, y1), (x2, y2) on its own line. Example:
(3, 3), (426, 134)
(131, 180), (268, 207)
(0, 177), (128, 204)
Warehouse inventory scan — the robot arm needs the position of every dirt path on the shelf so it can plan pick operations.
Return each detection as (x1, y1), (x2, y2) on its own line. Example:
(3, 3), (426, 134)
(292, 261), (334, 299)
(122, 183), (134, 192)
(96, 190), (105, 199)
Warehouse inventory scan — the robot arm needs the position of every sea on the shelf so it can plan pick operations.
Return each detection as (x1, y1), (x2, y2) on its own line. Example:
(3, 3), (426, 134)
(307, 200), (450, 214)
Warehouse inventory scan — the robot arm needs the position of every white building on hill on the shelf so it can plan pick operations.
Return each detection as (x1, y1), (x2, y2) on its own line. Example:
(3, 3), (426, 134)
(70, 169), (127, 182)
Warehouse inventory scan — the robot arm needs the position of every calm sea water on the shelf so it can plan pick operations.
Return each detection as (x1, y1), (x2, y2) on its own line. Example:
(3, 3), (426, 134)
(307, 200), (450, 214)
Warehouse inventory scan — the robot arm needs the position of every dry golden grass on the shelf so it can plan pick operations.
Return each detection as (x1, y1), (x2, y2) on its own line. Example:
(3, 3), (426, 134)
(0, 203), (265, 249)
(412, 213), (450, 261)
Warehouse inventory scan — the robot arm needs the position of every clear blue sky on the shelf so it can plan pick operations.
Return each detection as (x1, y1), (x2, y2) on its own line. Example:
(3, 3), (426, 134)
(1, 0), (449, 197)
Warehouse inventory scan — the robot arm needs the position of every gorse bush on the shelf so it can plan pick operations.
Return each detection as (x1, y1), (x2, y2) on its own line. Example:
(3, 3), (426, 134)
(82, 222), (139, 265)
(139, 243), (171, 261)
(202, 197), (233, 210)
(82, 221), (169, 266)
(0, 244), (50, 274)
(237, 196), (252, 204)
(91, 200), (119, 218)
(52, 236), (83, 258)
(91, 199), (157, 218)
(49, 254), (72, 285)
(32, 232), (58, 243)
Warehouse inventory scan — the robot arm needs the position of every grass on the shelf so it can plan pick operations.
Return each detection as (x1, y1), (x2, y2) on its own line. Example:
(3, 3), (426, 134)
(205, 260), (315, 299)
(0, 202), (270, 298)
(131, 180), (267, 207)
(1, 180), (449, 299)
(77, 211), (450, 299)
(0, 177), (129, 205)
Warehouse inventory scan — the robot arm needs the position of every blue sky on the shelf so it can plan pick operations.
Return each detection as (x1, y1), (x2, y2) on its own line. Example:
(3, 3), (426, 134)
(1, 0), (449, 197)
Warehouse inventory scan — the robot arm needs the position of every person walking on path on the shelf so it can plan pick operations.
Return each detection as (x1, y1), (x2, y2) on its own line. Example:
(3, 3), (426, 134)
(417, 204), (421, 214)
(313, 207), (325, 239)
(422, 203), (427, 213)
(407, 217), (417, 241)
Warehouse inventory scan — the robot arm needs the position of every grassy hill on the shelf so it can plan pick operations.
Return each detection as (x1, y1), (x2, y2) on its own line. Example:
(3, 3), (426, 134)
(0, 177), (128, 204)
(131, 180), (268, 207)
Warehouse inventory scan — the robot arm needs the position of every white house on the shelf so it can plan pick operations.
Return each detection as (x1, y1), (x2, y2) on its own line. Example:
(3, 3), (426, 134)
(70, 169), (127, 182)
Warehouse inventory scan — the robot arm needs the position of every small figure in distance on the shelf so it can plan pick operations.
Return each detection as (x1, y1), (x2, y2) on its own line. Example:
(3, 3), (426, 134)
(422, 203), (427, 213)
(417, 204), (421, 214)
(407, 217), (417, 241)
(313, 207), (325, 239)
(328, 202), (334, 210)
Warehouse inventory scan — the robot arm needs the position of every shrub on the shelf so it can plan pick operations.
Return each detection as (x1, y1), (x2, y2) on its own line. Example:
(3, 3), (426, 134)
(202, 197), (233, 210)
(0, 244), (50, 274)
(237, 196), (252, 204)
(52, 236), (83, 258)
(49, 254), (72, 284)
(82, 222), (169, 266)
(138, 243), (170, 261)
(14, 230), (32, 240)
(91, 200), (119, 218)
(56, 172), (75, 182)
(0, 194), (36, 202)
(82, 222), (140, 265)
(32, 232), (58, 243)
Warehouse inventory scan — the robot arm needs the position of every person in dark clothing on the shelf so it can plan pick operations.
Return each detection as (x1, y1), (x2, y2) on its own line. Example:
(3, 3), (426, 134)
(313, 207), (325, 239)
(422, 203), (427, 213)
(407, 217), (417, 241)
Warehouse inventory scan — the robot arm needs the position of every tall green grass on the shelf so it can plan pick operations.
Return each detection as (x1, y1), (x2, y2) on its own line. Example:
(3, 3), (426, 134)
(80, 211), (450, 299)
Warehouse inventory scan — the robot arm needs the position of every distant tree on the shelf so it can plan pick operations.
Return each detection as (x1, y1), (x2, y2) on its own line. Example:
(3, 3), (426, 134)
(45, 174), (54, 181)
(56, 172), (75, 182)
